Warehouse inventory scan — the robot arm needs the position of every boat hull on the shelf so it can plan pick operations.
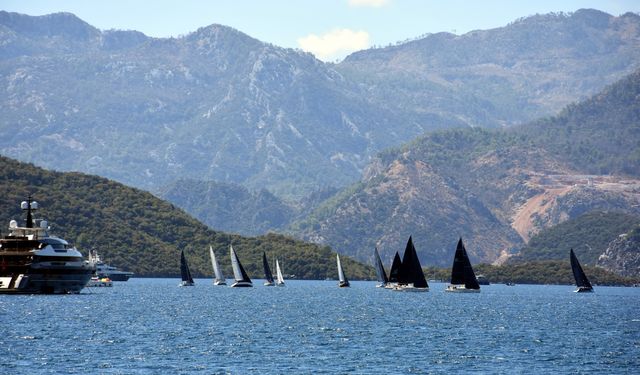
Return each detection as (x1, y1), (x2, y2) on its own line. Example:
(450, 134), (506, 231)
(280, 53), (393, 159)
(264, 281), (275, 286)
(97, 272), (132, 281)
(230, 281), (253, 287)
(0, 266), (93, 294)
(213, 280), (227, 286)
(179, 281), (194, 287)
(445, 284), (480, 293)
(393, 284), (429, 292)
(575, 287), (594, 293)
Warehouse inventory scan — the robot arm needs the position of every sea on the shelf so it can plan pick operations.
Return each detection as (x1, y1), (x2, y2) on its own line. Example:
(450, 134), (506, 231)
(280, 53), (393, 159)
(1, 279), (638, 374)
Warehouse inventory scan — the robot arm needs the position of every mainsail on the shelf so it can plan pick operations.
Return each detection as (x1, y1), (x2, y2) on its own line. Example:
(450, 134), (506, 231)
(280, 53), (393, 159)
(230, 244), (252, 287)
(275, 259), (285, 286)
(373, 247), (389, 286)
(388, 251), (402, 283)
(180, 249), (194, 286)
(570, 249), (593, 292)
(397, 236), (428, 288)
(209, 246), (226, 285)
(449, 238), (480, 290)
(337, 254), (350, 287)
(263, 252), (275, 286)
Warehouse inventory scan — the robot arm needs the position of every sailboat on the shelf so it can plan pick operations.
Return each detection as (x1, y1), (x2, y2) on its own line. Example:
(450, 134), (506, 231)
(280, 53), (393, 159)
(385, 251), (402, 289)
(262, 252), (275, 286)
(336, 254), (350, 288)
(179, 249), (195, 287)
(209, 246), (226, 286)
(394, 236), (429, 292)
(229, 244), (253, 287)
(445, 238), (480, 293)
(275, 259), (285, 287)
(373, 247), (389, 288)
(570, 249), (594, 293)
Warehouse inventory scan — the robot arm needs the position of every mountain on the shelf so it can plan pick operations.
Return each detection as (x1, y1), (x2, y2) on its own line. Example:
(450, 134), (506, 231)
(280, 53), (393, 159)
(1, 10), (640, 200)
(597, 226), (640, 278)
(337, 9), (640, 128)
(510, 211), (640, 265)
(0, 155), (374, 279)
(292, 70), (640, 267)
(159, 179), (295, 236)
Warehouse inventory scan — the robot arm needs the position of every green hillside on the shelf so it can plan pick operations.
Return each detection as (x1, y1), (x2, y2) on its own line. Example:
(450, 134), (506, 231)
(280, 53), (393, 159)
(510, 211), (640, 265)
(0, 156), (374, 279)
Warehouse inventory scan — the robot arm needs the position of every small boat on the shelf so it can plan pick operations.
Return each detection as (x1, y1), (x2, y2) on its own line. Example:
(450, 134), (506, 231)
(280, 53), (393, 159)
(505, 282), (515, 286)
(445, 238), (480, 293)
(262, 252), (275, 286)
(275, 259), (285, 287)
(373, 247), (389, 288)
(86, 276), (113, 287)
(179, 249), (195, 287)
(394, 236), (429, 292)
(336, 254), (350, 288)
(570, 249), (593, 293)
(209, 246), (226, 286)
(229, 245), (252, 287)
(384, 251), (402, 289)
(89, 250), (133, 281)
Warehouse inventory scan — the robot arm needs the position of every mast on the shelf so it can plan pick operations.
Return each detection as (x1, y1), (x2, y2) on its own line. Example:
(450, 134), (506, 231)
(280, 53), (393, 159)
(373, 247), (389, 284)
(570, 249), (593, 290)
(450, 238), (480, 289)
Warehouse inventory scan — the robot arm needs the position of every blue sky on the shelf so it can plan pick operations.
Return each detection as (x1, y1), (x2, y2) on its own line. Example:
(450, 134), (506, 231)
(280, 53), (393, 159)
(3, 0), (639, 61)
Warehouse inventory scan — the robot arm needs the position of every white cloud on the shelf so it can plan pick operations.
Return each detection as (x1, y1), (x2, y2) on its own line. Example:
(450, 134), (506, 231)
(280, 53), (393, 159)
(348, 0), (390, 8)
(297, 28), (370, 62)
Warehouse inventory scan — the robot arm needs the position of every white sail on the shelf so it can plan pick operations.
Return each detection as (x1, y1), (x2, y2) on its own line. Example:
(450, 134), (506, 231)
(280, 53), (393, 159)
(337, 254), (345, 282)
(275, 259), (285, 286)
(210, 246), (226, 285)
(337, 254), (349, 287)
(230, 245), (243, 282)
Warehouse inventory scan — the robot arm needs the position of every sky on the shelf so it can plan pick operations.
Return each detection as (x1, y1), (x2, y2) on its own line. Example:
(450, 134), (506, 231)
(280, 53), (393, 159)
(3, 0), (639, 61)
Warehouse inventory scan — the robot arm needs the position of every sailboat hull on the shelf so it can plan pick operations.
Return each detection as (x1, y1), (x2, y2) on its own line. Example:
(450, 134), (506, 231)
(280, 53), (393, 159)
(445, 284), (480, 293)
(575, 286), (594, 293)
(393, 283), (429, 292)
(264, 281), (275, 286)
(230, 281), (253, 288)
(275, 282), (285, 287)
(179, 281), (194, 287)
(213, 280), (227, 286)
(338, 281), (350, 288)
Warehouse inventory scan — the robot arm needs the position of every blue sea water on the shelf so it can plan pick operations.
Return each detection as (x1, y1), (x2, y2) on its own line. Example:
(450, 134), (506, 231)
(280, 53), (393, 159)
(1, 279), (639, 374)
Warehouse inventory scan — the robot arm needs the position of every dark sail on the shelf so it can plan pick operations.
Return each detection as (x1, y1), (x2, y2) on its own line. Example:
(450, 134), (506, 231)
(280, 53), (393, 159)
(373, 247), (389, 284)
(450, 238), (480, 290)
(398, 236), (428, 288)
(180, 250), (194, 284)
(570, 249), (593, 290)
(388, 252), (402, 283)
(262, 252), (274, 284)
